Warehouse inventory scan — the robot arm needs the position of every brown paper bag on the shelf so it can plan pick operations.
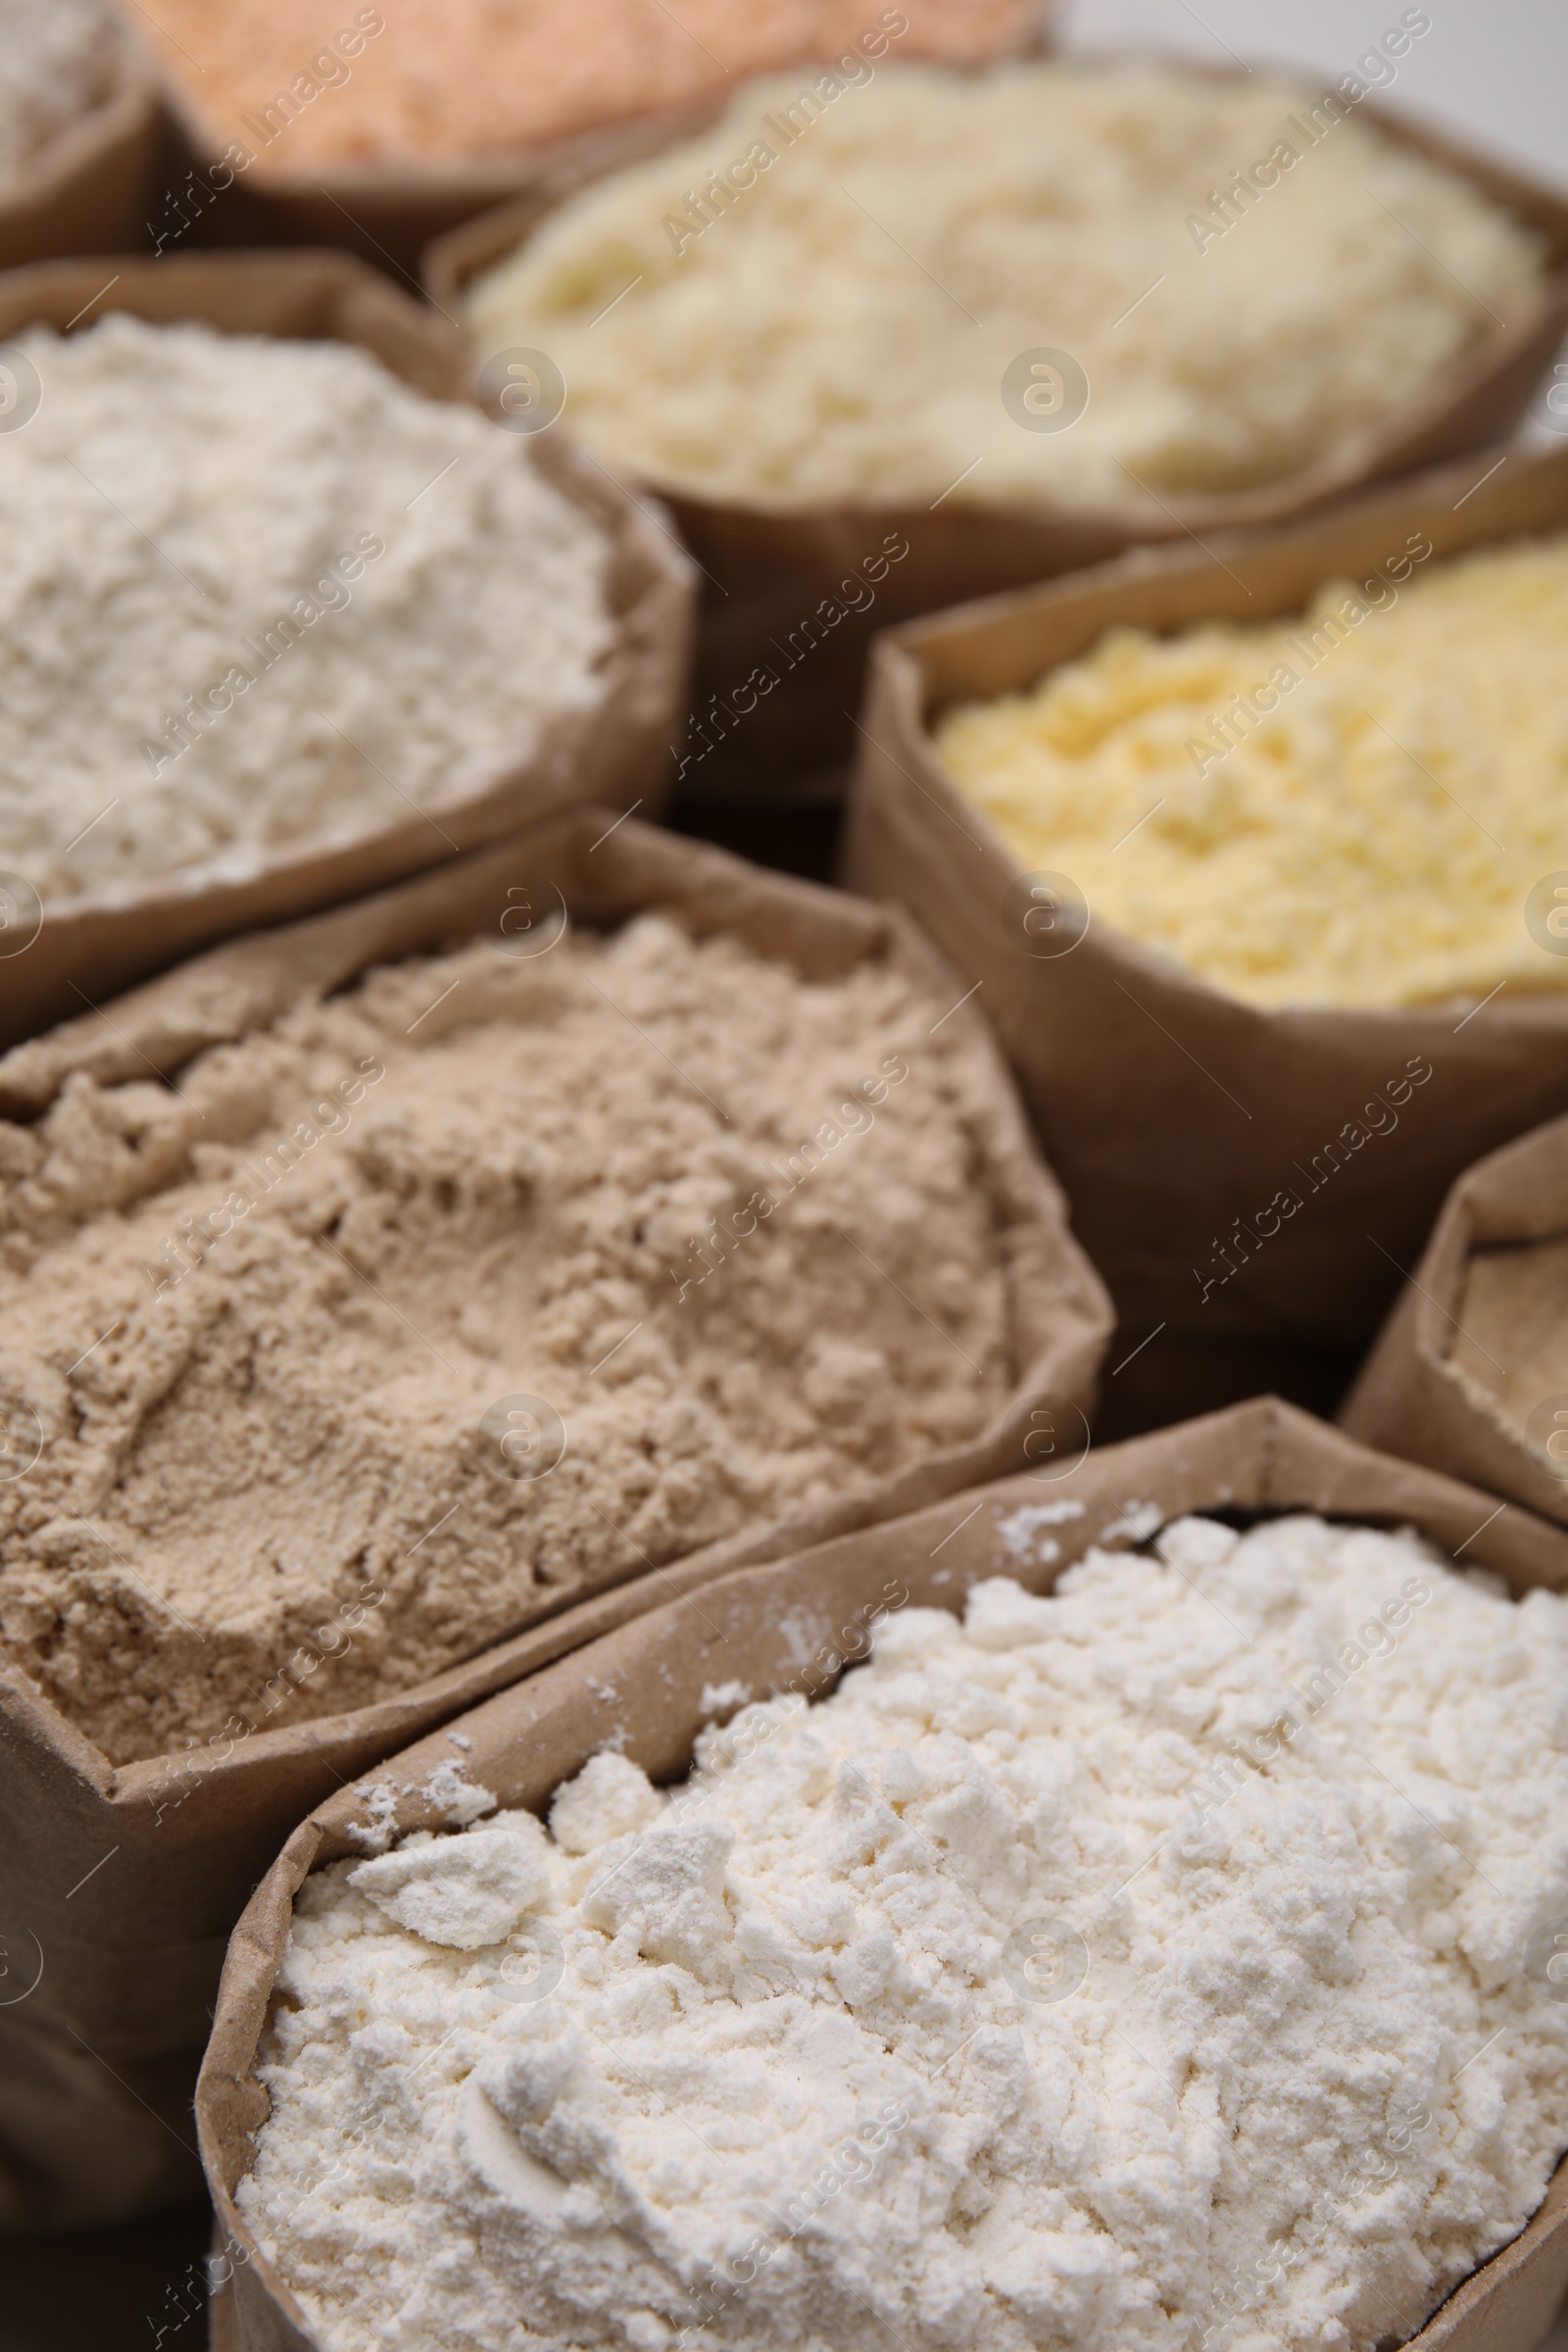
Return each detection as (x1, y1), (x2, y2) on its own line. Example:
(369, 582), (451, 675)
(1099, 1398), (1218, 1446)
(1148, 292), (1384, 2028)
(0, 36), (159, 270)
(142, 7), (1055, 281)
(152, 95), (714, 285)
(0, 252), (696, 1051)
(0, 805), (1109, 2229)
(425, 67), (1568, 794)
(1342, 1108), (1568, 1526)
(194, 1396), (1568, 2352)
(840, 440), (1568, 1360)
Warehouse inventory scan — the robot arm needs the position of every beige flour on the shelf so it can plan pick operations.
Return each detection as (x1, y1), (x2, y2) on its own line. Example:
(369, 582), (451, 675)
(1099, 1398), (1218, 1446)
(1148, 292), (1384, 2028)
(1446, 1235), (1568, 1450)
(0, 915), (1010, 1764)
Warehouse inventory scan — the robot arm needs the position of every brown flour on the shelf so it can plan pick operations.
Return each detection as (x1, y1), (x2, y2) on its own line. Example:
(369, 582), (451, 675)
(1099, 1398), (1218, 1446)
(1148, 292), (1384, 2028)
(1446, 1234), (1568, 1448)
(0, 914), (1010, 1763)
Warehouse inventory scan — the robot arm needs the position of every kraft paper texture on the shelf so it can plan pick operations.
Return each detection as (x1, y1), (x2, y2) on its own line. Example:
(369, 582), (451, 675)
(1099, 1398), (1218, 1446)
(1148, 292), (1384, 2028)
(196, 1396), (1568, 2352)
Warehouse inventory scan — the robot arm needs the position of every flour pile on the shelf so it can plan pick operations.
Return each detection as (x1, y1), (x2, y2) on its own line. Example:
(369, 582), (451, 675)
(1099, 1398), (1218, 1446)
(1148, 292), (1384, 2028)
(239, 1513), (1568, 2352)
(136, 0), (1032, 174)
(463, 59), (1544, 513)
(934, 533), (1568, 1011)
(0, 315), (612, 904)
(0, 915), (1011, 1761)
(0, 0), (123, 183)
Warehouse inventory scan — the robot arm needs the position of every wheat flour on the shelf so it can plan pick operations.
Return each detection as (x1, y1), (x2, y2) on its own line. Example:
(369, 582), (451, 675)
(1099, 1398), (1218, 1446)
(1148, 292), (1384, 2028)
(0, 314), (612, 906)
(0, 914), (1011, 1762)
(236, 1512), (1568, 2352)
(0, 0), (122, 184)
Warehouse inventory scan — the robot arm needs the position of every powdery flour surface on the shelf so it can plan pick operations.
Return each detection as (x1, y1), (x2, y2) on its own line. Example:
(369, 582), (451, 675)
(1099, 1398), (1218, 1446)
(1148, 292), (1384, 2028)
(934, 536), (1568, 1012)
(0, 0), (122, 182)
(0, 916), (1010, 1762)
(0, 316), (612, 904)
(238, 1515), (1568, 2352)
(138, 0), (1035, 174)
(464, 60), (1543, 514)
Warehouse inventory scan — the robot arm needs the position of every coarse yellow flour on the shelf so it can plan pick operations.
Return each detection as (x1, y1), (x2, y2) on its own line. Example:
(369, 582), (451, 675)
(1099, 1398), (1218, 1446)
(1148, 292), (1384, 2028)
(935, 533), (1568, 1010)
(0, 915), (1010, 1761)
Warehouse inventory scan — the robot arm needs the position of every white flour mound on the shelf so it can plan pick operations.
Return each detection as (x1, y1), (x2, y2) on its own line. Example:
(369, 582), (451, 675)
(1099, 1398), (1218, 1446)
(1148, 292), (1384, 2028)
(0, 0), (122, 181)
(239, 1513), (1568, 2352)
(0, 315), (612, 903)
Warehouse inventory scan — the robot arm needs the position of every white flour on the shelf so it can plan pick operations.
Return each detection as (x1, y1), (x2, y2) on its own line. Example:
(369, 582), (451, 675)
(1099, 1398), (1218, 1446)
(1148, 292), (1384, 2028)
(239, 1513), (1568, 2352)
(0, 315), (612, 903)
(0, 0), (122, 182)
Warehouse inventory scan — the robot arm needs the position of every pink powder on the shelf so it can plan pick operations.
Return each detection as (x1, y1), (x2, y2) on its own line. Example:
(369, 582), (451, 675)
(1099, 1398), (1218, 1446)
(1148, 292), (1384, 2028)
(134, 0), (1045, 178)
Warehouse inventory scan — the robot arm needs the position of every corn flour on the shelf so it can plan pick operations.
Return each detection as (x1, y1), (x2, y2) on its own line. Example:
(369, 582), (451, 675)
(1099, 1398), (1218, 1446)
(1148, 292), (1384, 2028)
(463, 60), (1543, 514)
(0, 315), (612, 905)
(237, 1511), (1568, 2352)
(0, 914), (1010, 1762)
(936, 533), (1568, 1010)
